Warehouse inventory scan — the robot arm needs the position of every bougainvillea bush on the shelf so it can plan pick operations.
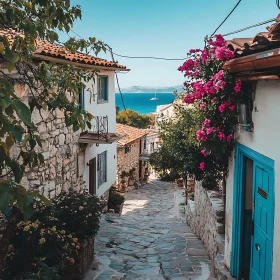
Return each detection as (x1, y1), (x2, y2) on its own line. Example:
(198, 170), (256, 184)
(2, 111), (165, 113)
(3, 190), (106, 279)
(178, 35), (245, 184)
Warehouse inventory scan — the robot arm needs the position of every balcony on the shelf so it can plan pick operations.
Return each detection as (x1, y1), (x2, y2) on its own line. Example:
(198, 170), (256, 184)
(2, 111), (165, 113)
(79, 116), (123, 144)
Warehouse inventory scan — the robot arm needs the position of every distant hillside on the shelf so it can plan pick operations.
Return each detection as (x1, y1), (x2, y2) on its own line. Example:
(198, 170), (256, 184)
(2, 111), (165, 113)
(116, 85), (184, 93)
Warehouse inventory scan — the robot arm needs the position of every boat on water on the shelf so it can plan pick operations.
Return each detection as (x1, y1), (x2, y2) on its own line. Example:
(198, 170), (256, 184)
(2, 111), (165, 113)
(150, 91), (159, 101)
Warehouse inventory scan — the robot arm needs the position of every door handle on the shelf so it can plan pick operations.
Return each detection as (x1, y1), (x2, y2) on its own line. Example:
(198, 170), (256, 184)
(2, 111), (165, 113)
(255, 243), (261, 253)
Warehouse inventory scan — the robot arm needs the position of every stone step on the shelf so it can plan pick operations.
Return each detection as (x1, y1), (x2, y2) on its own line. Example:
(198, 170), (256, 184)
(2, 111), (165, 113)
(216, 234), (225, 255)
(214, 253), (236, 280)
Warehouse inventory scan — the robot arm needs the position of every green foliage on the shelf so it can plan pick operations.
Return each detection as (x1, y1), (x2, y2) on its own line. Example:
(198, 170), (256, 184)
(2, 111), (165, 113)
(108, 186), (125, 213)
(116, 109), (154, 128)
(3, 190), (106, 279)
(150, 105), (203, 180)
(0, 0), (107, 274)
(51, 190), (107, 240)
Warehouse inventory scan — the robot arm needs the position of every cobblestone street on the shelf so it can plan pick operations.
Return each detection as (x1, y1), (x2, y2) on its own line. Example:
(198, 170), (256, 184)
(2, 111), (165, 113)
(85, 179), (215, 280)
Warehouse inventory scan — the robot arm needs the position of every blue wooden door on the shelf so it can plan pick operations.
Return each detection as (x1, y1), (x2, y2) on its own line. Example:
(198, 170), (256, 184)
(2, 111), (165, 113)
(250, 164), (274, 280)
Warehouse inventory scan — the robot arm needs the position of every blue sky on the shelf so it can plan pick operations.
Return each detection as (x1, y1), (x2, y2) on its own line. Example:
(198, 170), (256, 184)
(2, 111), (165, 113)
(62, 0), (279, 88)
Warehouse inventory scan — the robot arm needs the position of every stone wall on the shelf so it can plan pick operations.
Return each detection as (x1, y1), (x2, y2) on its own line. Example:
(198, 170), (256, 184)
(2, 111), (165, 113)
(185, 181), (224, 260)
(11, 85), (86, 198)
(117, 137), (146, 184)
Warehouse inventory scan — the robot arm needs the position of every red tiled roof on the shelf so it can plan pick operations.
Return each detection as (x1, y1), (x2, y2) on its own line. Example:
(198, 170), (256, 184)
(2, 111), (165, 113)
(116, 124), (150, 146)
(0, 29), (127, 69)
(227, 14), (280, 57)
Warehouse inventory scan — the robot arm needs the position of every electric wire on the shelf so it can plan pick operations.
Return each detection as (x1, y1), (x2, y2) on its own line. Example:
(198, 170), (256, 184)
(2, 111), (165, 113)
(106, 44), (129, 117)
(222, 18), (276, 37)
(210, 0), (242, 37)
(69, 29), (129, 116)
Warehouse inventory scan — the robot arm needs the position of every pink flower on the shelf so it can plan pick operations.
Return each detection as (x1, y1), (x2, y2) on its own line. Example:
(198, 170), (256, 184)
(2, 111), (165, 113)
(178, 59), (195, 72)
(206, 127), (214, 134)
(184, 94), (195, 104)
(218, 104), (226, 112)
(79, 206), (84, 211)
(201, 50), (210, 62)
(203, 119), (211, 127)
(234, 80), (242, 93)
(199, 162), (205, 170)
(192, 71), (199, 77)
(218, 132), (226, 141)
(229, 105), (236, 111)
(200, 104), (206, 110)
(201, 150), (207, 157)
(197, 129), (208, 141)
(227, 134), (234, 141)
(214, 80), (226, 91)
(212, 70), (224, 80)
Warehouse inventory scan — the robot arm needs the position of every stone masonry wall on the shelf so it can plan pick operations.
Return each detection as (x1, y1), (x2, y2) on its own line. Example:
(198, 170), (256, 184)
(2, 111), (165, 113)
(185, 181), (224, 260)
(117, 137), (146, 184)
(11, 85), (86, 198)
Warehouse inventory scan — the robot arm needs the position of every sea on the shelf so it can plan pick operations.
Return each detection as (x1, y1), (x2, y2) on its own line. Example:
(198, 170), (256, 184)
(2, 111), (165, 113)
(115, 92), (176, 115)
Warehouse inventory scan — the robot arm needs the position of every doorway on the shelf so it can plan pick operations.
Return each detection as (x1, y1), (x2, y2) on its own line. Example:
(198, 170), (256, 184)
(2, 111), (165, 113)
(231, 143), (274, 280)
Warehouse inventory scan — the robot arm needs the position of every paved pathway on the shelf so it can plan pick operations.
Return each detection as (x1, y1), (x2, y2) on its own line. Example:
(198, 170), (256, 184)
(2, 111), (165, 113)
(85, 179), (215, 280)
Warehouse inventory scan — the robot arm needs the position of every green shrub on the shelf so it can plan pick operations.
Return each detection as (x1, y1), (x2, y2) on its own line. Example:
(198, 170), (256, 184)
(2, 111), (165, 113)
(3, 190), (106, 279)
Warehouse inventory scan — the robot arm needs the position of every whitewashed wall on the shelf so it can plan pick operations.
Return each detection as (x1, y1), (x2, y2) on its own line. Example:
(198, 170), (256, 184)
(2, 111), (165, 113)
(225, 80), (280, 279)
(83, 70), (117, 197)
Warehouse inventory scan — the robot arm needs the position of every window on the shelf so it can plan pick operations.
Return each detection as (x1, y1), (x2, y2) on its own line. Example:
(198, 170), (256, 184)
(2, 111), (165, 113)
(144, 136), (147, 150)
(98, 76), (108, 102)
(79, 88), (85, 110)
(124, 145), (130, 154)
(97, 151), (107, 187)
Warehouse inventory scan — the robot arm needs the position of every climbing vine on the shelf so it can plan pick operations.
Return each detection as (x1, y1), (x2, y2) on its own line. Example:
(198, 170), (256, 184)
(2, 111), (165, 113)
(179, 35), (244, 183)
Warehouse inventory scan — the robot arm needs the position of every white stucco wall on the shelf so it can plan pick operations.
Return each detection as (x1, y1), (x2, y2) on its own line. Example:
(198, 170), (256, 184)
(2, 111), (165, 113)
(225, 80), (280, 279)
(82, 70), (117, 197)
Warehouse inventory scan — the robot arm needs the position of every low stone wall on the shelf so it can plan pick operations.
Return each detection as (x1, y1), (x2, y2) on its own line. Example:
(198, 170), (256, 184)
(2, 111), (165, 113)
(185, 181), (224, 260)
(65, 237), (95, 280)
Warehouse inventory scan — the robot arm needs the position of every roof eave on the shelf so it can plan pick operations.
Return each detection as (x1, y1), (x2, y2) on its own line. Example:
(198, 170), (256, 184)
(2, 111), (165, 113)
(33, 53), (130, 72)
(224, 48), (280, 75)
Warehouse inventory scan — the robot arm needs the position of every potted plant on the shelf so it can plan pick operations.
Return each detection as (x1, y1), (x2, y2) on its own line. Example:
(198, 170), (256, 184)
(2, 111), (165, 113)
(119, 171), (128, 192)
(143, 172), (150, 182)
(128, 167), (136, 186)
(176, 178), (183, 187)
(108, 186), (125, 215)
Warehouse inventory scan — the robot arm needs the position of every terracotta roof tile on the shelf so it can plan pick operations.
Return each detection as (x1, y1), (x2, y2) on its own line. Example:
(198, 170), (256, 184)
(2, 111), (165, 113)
(116, 124), (150, 146)
(227, 15), (280, 57)
(0, 29), (126, 69)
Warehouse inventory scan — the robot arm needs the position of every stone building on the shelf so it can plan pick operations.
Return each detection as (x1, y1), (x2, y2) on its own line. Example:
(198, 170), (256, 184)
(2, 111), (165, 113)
(116, 124), (150, 185)
(1, 29), (129, 199)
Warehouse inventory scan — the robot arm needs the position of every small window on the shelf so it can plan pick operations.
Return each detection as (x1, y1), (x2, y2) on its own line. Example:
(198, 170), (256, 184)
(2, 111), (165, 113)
(144, 136), (147, 150)
(124, 145), (130, 154)
(97, 151), (107, 187)
(79, 88), (85, 110)
(98, 76), (108, 102)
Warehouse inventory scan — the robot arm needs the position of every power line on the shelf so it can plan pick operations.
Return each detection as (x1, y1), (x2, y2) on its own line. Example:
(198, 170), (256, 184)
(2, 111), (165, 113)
(106, 45), (129, 117)
(68, 29), (129, 116)
(70, 29), (188, 61)
(210, 0), (242, 37)
(222, 18), (276, 37)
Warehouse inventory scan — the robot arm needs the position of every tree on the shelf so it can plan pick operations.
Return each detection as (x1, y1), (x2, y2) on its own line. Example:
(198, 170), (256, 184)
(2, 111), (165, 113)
(0, 0), (106, 274)
(149, 103), (223, 185)
(116, 109), (154, 128)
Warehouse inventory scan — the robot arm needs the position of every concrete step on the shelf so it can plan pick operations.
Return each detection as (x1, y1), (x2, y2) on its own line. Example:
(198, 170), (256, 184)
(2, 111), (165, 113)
(216, 234), (225, 255)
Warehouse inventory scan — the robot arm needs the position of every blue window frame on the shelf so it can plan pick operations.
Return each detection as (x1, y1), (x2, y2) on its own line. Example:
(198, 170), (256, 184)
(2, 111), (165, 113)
(98, 76), (108, 102)
(97, 151), (107, 187)
(79, 88), (85, 110)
